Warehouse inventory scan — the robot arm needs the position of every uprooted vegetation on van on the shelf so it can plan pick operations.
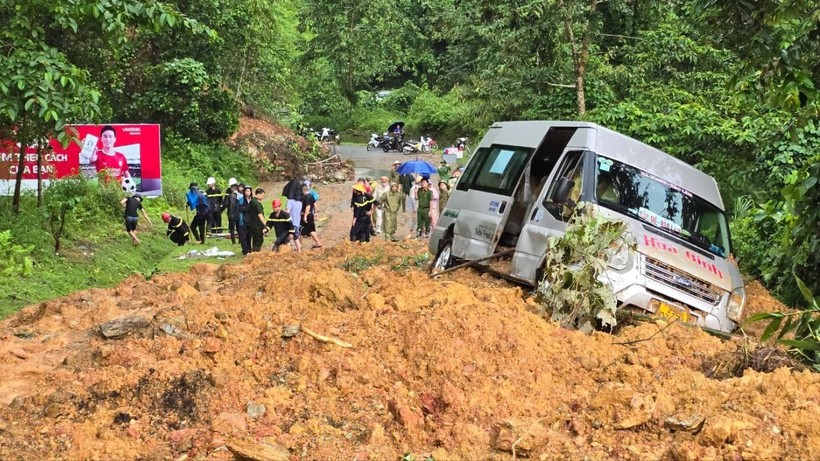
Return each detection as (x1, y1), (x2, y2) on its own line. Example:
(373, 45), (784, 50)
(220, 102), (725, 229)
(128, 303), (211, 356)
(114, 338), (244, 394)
(535, 204), (635, 333)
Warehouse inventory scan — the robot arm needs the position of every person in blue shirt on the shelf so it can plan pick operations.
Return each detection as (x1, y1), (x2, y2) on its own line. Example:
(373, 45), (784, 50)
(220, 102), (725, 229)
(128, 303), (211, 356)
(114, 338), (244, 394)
(186, 182), (208, 244)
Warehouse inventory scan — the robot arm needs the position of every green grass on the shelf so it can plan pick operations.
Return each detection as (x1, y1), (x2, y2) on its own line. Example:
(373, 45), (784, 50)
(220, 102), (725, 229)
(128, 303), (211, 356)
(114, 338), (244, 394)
(0, 211), (245, 319)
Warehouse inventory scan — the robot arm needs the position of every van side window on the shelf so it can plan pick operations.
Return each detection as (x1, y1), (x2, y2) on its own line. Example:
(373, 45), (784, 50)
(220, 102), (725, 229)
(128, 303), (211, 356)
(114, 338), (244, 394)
(543, 150), (585, 221)
(456, 145), (531, 195)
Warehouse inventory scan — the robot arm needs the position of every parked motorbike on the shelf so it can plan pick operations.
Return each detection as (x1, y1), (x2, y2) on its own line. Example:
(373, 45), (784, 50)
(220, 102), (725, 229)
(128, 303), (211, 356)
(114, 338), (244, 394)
(419, 135), (438, 153)
(379, 134), (401, 152)
(366, 133), (383, 151)
(319, 128), (341, 144)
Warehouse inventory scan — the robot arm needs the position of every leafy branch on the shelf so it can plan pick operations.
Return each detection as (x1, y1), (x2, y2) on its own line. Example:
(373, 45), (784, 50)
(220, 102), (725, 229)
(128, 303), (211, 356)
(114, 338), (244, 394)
(746, 274), (820, 371)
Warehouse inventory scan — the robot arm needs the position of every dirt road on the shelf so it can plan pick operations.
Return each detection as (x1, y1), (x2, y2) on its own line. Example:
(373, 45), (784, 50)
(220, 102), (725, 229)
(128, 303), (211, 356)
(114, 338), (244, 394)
(261, 143), (442, 247)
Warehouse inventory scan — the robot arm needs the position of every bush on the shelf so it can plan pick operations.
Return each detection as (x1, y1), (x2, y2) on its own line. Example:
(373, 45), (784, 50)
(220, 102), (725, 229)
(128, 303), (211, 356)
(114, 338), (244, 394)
(0, 230), (33, 276)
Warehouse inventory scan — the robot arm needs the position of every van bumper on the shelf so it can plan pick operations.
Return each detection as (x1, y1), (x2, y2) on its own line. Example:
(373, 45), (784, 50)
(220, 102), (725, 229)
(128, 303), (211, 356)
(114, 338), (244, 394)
(603, 261), (737, 334)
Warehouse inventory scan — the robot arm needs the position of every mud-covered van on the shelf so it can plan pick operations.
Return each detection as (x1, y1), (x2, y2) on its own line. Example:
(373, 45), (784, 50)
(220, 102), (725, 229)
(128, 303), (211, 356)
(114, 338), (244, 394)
(429, 121), (746, 334)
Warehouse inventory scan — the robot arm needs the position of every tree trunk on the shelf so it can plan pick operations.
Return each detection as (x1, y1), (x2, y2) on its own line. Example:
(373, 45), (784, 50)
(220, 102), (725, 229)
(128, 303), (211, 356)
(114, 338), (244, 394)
(36, 143), (44, 207)
(12, 119), (27, 213)
(560, 0), (599, 117)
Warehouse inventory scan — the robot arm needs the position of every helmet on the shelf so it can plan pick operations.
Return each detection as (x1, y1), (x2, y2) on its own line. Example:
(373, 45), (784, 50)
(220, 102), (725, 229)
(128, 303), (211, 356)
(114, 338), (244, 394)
(206, 177), (216, 185)
(162, 212), (171, 223)
(228, 177), (237, 186)
(271, 198), (282, 208)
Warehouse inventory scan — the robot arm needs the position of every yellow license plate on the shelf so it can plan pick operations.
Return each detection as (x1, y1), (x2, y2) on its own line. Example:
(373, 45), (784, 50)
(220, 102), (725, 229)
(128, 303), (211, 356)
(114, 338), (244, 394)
(655, 301), (690, 324)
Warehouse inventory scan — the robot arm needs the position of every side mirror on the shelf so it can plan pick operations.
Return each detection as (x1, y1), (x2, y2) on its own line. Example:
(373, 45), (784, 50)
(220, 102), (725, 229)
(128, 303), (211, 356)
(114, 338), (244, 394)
(554, 177), (575, 205)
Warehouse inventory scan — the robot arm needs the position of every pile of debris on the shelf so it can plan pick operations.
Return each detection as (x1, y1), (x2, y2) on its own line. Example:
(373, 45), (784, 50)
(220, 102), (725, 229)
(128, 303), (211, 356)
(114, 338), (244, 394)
(0, 241), (817, 460)
(231, 117), (355, 183)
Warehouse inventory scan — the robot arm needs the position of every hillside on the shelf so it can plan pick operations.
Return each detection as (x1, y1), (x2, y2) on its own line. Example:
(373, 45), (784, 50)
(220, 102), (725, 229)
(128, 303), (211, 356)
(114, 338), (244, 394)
(0, 237), (816, 460)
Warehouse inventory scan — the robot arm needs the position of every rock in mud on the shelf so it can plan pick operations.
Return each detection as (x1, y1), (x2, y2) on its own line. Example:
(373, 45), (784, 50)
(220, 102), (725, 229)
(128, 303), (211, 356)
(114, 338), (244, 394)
(99, 316), (150, 338)
(247, 401), (266, 420)
(226, 439), (289, 461)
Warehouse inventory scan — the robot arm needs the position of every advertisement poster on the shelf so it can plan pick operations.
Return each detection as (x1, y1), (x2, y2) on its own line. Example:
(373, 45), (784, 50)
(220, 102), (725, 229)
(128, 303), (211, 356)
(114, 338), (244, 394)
(0, 124), (162, 196)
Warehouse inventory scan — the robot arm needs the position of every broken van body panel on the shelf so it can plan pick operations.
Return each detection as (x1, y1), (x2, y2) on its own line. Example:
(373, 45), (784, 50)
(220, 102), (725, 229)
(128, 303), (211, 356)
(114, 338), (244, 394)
(430, 121), (745, 334)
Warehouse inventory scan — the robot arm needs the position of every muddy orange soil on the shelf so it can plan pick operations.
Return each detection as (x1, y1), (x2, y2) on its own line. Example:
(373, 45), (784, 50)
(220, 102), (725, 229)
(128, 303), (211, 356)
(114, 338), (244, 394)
(0, 235), (817, 461)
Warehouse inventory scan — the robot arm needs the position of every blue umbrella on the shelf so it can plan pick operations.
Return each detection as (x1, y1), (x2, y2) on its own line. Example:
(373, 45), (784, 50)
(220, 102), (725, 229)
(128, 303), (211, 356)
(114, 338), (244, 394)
(396, 160), (436, 175)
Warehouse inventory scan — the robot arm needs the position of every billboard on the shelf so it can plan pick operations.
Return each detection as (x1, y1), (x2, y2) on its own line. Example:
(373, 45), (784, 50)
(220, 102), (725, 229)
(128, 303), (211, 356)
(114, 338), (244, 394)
(0, 124), (162, 196)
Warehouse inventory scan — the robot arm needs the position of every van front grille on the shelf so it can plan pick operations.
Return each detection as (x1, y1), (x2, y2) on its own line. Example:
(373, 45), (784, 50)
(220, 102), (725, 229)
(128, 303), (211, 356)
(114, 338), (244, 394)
(643, 257), (722, 305)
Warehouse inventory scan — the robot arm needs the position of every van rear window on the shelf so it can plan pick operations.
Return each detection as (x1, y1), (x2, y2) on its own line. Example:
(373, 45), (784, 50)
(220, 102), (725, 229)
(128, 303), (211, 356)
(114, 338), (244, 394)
(457, 145), (532, 195)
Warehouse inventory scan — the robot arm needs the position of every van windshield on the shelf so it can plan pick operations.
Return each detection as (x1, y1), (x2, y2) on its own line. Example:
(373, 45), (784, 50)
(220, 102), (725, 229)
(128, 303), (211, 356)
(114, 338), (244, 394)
(594, 155), (731, 257)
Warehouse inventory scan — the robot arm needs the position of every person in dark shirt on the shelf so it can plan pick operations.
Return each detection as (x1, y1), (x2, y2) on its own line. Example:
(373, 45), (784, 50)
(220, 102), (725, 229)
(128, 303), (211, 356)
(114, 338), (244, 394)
(351, 183), (375, 242)
(247, 187), (268, 252)
(282, 177), (304, 241)
(266, 198), (298, 253)
(223, 178), (240, 244)
(205, 177), (223, 233)
(300, 183), (321, 249)
(121, 194), (152, 246)
(237, 185), (253, 255)
(162, 212), (190, 246)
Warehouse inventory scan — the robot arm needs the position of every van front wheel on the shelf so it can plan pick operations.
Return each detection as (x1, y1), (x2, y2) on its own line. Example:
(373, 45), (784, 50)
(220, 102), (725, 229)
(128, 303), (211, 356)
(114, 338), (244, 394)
(430, 238), (454, 275)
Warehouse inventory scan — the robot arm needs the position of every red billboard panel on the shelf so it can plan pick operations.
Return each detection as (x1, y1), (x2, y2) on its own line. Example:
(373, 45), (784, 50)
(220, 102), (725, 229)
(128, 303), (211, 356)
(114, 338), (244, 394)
(0, 124), (162, 196)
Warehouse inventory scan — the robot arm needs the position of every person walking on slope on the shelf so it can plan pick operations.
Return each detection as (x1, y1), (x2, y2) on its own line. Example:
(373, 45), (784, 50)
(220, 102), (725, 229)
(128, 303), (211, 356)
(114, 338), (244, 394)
(247, 187), (268, 252)
(415, 178), (433, 239)
(266, 198), (298, 253)
(378, 182), (404, 241)
(121, 194), (151, 246)
(162, 212), (190, 246)
(299, 183), (321, 250)
(205, 177), (223, 233)
(350, 183), (375, 242)
(186, 182), (208, 244)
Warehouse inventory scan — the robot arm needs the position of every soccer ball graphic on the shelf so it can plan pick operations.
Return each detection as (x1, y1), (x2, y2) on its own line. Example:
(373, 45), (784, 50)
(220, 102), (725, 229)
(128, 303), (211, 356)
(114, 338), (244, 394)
(121, 177), (137, 194)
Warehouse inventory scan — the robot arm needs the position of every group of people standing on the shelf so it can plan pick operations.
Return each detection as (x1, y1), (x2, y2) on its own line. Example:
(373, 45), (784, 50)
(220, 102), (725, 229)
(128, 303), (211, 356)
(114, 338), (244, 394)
(348, 159), (460, 242)
(160, 176), (322, 254)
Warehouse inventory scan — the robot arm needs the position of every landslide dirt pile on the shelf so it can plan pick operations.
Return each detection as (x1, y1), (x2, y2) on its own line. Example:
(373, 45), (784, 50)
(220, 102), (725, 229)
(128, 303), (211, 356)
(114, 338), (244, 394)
(231, 117), (354, 183)
(1, 242), (818, 461)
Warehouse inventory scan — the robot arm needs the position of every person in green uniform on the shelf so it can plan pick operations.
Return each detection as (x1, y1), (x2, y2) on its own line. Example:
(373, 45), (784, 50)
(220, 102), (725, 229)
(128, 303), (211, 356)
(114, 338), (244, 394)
(378, 182), (404, 241)
(415, 178), (433, 238)
(389, 161), (402, 186)
(438, 180), (450, 212)
(248, 187), (268, 252)
(437, 160), (451, 183)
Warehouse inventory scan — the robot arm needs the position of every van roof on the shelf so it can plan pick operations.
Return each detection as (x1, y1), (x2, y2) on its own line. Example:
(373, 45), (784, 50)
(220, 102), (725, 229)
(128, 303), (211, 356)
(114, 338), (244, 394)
(488, 121), (725, 210)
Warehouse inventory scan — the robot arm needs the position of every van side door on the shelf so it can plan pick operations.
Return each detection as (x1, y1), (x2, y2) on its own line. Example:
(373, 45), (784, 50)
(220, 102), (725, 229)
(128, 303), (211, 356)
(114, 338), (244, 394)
(451, 144), (533, 261)
(511, 150), (596, 283)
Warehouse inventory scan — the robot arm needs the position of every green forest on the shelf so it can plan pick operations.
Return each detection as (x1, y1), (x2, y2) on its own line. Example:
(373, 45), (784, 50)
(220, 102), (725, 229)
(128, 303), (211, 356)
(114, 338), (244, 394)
(0, 0), (817, 310)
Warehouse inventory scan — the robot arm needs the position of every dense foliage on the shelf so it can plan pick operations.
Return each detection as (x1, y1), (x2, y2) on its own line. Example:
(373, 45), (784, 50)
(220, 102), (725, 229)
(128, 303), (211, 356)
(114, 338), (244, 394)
(0, 0), (817, 305)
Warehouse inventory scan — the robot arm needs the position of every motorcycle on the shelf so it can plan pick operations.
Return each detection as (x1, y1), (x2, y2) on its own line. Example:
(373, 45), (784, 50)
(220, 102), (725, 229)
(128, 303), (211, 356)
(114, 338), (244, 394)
(366, 133), (382, 151)
(419, 135), (438, 153)
(319, 128), (341, 144)
(379, 134), (401, 152)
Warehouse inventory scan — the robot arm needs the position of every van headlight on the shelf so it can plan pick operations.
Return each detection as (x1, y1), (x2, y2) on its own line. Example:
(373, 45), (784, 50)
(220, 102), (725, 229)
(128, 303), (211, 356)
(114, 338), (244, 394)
(727, 287), (746, 322)
(607, 245), (630, 271)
